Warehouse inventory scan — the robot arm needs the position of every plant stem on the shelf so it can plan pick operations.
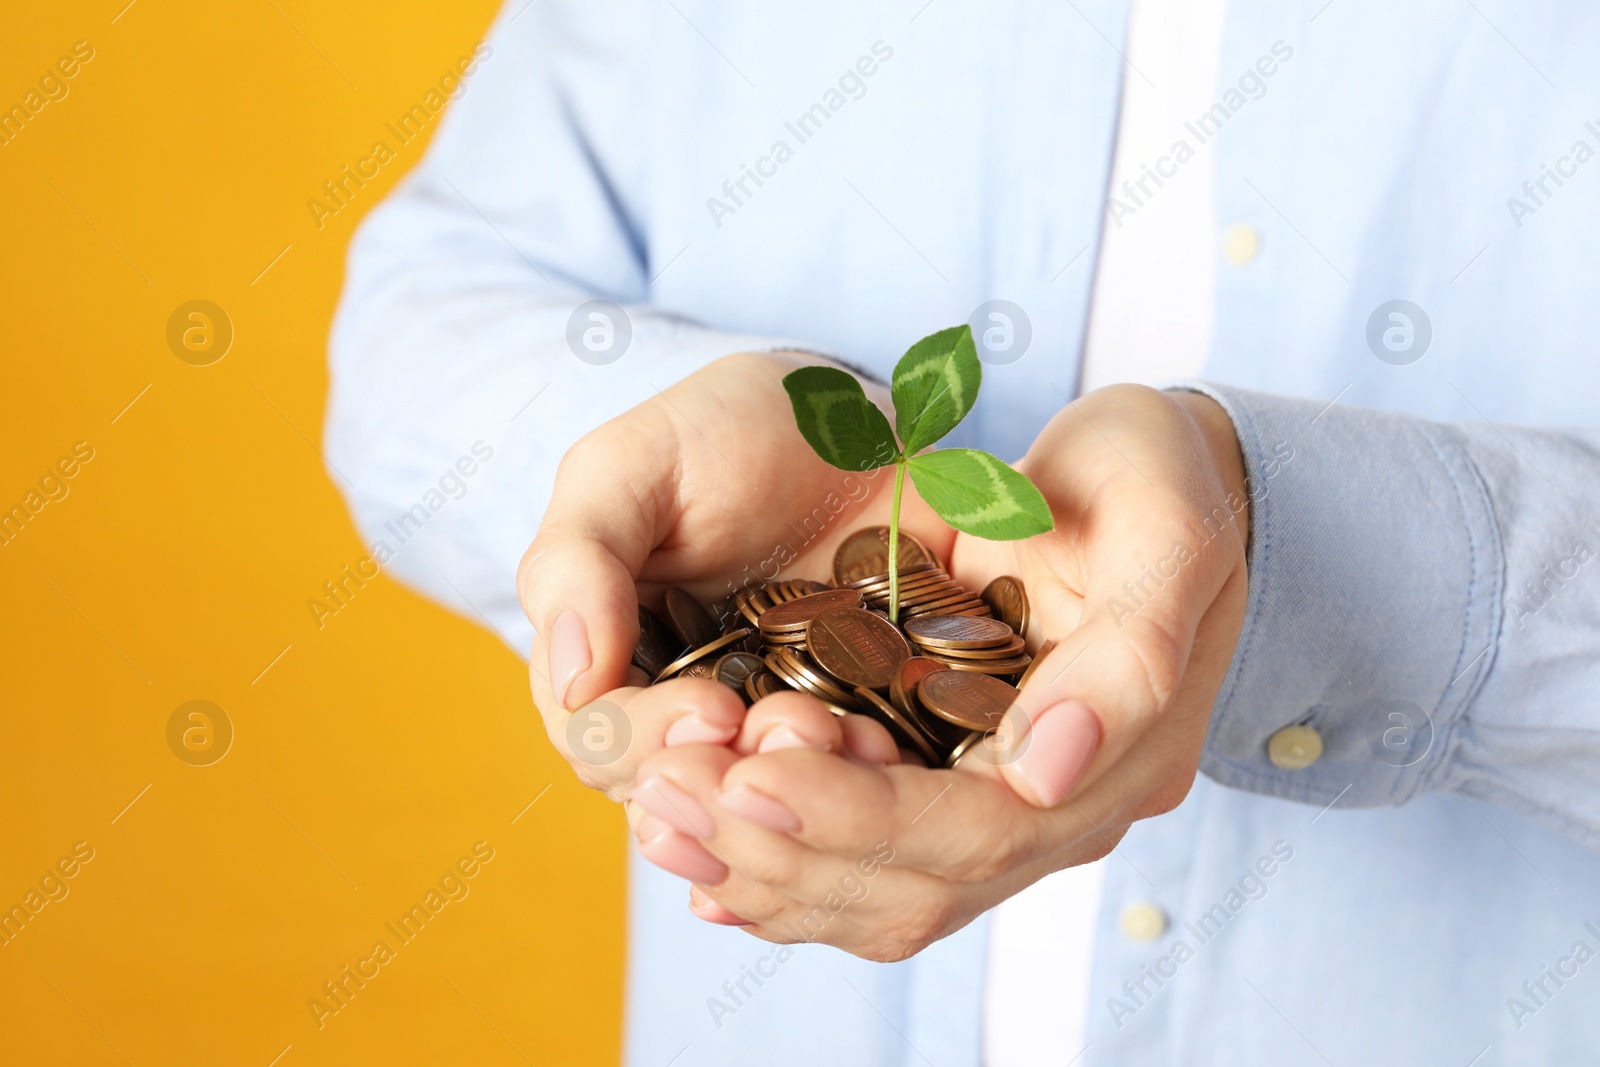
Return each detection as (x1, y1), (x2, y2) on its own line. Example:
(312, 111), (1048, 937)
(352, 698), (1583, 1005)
(888, 459), (907, 624)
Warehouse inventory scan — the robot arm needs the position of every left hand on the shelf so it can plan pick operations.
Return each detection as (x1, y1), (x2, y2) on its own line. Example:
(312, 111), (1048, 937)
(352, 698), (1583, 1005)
(624, 385), (1253, 958)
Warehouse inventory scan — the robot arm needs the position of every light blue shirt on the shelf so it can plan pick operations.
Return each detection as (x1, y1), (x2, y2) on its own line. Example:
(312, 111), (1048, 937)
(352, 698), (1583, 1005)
(326, 1), (1600, 1063)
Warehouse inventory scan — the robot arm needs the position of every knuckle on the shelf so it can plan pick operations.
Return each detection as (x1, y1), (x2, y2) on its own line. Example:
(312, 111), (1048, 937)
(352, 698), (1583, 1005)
(516, 538), (547, 604)
(733, 843), (808, 890)
(1099, 382), (1167, 411)
(723, 889), (798, 928)
(1119, 614), (1186, 712)
(746, 927), (801, 947)
(1072, 835), (1119, 867)
(1078, 825), (1130, 865)
(874, 894), (960, 958)
(1135, 775), (1194, 821)
(948, 829), (1029, 884)
(857, 938), (920, 964)
(556, 425), (607, 476)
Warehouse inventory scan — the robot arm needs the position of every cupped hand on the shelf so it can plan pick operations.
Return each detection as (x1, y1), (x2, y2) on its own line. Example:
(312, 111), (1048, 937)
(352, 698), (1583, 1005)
(633, 384), (1253, 958)
(517, 351), (949, 801)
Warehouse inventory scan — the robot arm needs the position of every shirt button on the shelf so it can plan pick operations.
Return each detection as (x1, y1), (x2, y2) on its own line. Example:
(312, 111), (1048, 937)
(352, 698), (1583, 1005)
(1268, 724), (1324, 770)
(1118, 902), (1168, 942)
(1222, 222), (1261, 265)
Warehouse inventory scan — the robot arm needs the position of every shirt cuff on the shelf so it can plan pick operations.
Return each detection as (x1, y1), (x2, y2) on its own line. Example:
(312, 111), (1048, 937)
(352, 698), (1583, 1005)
(1169, 383), (1504, 808)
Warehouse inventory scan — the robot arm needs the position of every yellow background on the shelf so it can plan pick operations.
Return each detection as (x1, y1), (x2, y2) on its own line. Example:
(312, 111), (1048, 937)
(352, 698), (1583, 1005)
(0, 2), (623, 1063)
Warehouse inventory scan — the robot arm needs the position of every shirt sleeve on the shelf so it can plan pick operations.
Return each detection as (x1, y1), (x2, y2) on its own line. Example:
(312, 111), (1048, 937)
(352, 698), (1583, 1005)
(324, 0), (808, 656)
(1178, 382), (1600, 851)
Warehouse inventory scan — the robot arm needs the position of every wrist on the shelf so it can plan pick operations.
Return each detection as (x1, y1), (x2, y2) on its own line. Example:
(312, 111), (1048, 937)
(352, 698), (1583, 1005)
(1171, 390), (1251, 551)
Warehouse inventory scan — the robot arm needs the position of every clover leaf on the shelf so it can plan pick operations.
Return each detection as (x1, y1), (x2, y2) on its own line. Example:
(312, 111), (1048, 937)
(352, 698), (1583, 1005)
(781, 325), (1054, 621)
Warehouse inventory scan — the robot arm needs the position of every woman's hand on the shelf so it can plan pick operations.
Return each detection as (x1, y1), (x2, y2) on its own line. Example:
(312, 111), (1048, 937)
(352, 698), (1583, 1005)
(628, 384), (1253, 957)
(516, 351), (950, 801)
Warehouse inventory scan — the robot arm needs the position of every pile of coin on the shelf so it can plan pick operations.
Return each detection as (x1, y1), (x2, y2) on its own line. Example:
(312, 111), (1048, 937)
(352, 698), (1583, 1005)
(630, 527), (1043, 768)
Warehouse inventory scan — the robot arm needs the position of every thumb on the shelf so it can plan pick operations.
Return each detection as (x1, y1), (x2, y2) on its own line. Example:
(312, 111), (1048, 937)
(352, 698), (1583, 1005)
(518, 427), (673, 712)
(1001, 514), (1242, 808)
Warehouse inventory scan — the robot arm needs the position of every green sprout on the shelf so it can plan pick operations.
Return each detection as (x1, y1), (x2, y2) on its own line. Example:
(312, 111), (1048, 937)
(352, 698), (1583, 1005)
(781, 324), (1054, 622)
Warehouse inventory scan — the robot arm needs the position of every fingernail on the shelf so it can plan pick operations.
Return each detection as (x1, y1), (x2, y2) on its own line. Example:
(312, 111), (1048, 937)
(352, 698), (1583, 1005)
(758, 725), (831, 754)
(549, 610), (591, 710)
(689, 886), (752, 926)
(633, 811), (670, 841)
(631, 777), (716, 838)
(637, 825), (728, 884)
(718, 785), (802, 832)
(665, 715), (740, 747)
(1016, 700), (1102, 805)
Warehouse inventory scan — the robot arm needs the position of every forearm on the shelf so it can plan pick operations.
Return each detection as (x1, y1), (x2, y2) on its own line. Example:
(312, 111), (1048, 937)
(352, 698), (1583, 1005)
(321, 0), (809, 652)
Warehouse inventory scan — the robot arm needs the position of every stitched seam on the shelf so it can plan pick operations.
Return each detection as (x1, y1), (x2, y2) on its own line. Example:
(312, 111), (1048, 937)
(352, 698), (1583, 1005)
(1400, 422), (1477, 802)
(1189, 385), (1269, 759)
(1420, 423), (1506, 801)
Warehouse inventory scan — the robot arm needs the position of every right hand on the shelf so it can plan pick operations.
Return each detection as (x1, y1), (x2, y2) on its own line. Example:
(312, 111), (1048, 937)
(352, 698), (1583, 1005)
(517, 352), (948, 801)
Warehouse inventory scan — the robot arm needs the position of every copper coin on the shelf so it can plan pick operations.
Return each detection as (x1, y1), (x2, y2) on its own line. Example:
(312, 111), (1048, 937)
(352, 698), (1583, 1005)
(679, 659), (717, 680)
(904, 614), (1015, 650)
(853, 568), (950, 594)
(853, 686), (940, 765)
(889, 586), (965, 611)
(745, 670), (786, 703)
(632, 605), (685, 679)
(767, 666), (854, 715)
(848, 562), (942, 593)
(664, 586), (721, 649)
(779, 647), (859, 706)
(869, 594), (969, 616)
(758, 588), (866, 634)
(944, 730), (989, 769)
(720, 599), (754, 636)
(654, 628), (754, 683)
(766, 649), (857, 708)
(926, 634), (1027, 660)
(1014, 639), (1054, 690)
(890, 657), (949, 717)
(899, 576), (962, 597)
(936, 653), (1033, 676)
(897, 589), (978, 616)
(764, 650), (805, 688)
(917, 671), (1021, 731)
(768, 581), (810, 604)
(833, 527), (937, 585)
(981, 576), (1030, 638)
(903, 597), (990, 618)
(773, 579), (829, 602)
(733, 591), (766, 628)
(807, 607), (912, 690)
(867, 593), (954, 616)
(714, 652), (765, 691)
(845, 564), (940, 593)
(916, 704), (971, 751)
(906, 607), (992, 623)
